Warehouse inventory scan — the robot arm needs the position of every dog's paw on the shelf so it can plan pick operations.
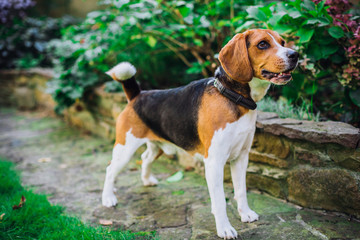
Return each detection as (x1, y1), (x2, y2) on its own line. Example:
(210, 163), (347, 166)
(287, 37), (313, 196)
(216, 223), (238, 239)
(239, 208), (259, 223)
(102, 192), (118, 207)
(142, 174), (158, 186)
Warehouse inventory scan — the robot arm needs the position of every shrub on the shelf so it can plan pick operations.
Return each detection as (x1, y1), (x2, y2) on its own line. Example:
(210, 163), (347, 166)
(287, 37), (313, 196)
(0, 0), (35, 24)
(239, 0), (359, 124)
(49, 0), (359, 125)
(48, 0), (259, 113)
(0, 16), (78, 69)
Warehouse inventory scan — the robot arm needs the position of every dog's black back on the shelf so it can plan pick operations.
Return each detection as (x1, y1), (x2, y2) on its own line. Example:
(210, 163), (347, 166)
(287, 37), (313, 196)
(133, 78), (212, 150)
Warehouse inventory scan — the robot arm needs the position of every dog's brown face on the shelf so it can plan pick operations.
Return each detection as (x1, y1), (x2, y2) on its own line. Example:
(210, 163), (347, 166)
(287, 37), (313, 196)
(219, 29), (299, 85)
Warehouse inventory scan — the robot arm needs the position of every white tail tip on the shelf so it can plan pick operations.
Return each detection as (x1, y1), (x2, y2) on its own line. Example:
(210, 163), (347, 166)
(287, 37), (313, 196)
(105, 62), (136, 81)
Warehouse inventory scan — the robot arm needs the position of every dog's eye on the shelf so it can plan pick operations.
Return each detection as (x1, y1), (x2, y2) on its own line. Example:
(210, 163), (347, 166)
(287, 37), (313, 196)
(257, 41), (270, 50)
(281, 40), (285, 47)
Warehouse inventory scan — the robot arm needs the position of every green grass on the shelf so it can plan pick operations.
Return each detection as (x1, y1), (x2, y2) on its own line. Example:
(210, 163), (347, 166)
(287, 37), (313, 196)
(258, 97), (320, 121)
(0, 158), (157, 240)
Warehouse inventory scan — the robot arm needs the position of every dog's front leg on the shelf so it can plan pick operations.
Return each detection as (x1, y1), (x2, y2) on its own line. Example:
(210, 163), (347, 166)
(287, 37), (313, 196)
(205, 157), (238, 239)
(230, 150), (259, 223)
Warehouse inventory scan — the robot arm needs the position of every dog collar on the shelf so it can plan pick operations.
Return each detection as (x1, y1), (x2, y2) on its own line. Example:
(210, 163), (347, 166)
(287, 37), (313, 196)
(212, 78), (257, 110)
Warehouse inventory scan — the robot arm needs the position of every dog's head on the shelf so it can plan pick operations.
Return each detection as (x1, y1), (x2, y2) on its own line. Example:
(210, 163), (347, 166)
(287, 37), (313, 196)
(219, 29), (299, 85)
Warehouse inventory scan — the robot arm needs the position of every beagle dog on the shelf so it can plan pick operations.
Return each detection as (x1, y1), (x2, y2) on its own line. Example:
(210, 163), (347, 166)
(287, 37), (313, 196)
(102, 29), (299, 239)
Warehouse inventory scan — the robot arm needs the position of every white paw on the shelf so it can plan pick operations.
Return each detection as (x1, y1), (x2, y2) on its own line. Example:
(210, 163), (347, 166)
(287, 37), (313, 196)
(142, 174), (158, 186)
(239, 208), (259, 223)
(216, 223), (238, 239)
(102, 192), (118, 207)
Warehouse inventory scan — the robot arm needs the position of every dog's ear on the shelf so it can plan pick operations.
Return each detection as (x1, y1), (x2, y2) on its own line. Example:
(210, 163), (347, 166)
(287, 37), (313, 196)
(218, 32), (253, 82)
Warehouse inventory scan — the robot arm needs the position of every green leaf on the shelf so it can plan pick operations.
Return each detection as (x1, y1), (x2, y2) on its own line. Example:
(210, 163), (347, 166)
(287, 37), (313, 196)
(273, 24), (294, 34)
(288, 9), (302, 19)
(178, 6), (191, 17)
(268, 12), (287, 26)
(349, 89), (360, 107)
(308, 10), (318, 17)
(303, 17), (329, 26)
(305, 82), (318, 94)
(328, 26), (344, 39)
(302, 0), (316, 11)
(194, 39), (203, 47)
(235, 20), (256, 32)
(218, 20), (231, 27)
(296, 28), (315, 43)
(321, 44), (338, 57)
(246, 7), (268, 22)
(172, 190), (185, 195)
(317, 0), (326, 11)
(145, 36), (157, 48)
(331, 53), (346, 64)
(307, 43), (322, 60)
(166, 171), (184, 183)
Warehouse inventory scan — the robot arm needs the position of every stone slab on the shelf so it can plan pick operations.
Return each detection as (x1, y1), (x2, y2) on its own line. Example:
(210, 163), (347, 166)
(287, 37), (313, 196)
(1, 109), (360, 239)
(257, 111), (360, 149)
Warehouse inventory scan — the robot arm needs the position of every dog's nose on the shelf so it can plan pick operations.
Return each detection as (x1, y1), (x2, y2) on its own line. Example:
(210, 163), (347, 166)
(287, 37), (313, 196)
(287, 50), (299, 61)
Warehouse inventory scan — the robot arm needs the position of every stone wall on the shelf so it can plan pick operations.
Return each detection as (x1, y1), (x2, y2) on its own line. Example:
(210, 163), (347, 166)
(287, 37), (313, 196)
(1, 69), (360, 218)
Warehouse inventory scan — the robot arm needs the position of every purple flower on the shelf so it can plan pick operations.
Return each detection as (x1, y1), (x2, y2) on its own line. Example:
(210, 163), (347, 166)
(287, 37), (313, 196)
(0, 0), (36, 24)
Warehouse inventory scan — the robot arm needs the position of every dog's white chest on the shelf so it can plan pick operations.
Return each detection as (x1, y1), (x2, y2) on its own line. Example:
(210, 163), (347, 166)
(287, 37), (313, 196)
(207, 110), (257, 161)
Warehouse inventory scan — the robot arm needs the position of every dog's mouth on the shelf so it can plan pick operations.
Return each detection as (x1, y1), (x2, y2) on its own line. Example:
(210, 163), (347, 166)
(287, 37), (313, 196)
(261, 69), (293, 85)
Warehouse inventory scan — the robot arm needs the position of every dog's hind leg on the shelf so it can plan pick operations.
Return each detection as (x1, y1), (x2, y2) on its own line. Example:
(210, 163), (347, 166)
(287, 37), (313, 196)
(102, 130), (146, 207)
(141, 141), (162, 186)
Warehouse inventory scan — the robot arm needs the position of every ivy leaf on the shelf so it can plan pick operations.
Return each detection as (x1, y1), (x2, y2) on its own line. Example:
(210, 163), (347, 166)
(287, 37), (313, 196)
(296, 28), (315, 43)
(328, 26), (344, 39)
(246, 7), (267, 22)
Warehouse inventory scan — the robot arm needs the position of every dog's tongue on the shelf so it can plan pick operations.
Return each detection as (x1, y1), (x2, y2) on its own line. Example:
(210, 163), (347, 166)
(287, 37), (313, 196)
(270, 73), (292, 84)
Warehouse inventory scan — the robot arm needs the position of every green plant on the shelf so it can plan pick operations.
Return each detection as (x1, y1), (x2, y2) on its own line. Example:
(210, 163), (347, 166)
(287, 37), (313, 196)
(0, 158), (157, 240)
(48, 0), (263, 113)
(258, 96), (320, 121)
(0, 16), (78, 69)
(49, 0), (359, 126)
(104, 80), (123, 92)
(238, 0), (359, 124)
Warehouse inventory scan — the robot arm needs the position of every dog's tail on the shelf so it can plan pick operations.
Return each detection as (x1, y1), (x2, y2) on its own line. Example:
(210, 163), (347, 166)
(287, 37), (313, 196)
(105, 62), (140, 101)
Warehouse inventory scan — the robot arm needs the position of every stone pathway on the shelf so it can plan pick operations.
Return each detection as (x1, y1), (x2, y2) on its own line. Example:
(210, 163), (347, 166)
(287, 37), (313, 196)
(1, 108), (359, 240)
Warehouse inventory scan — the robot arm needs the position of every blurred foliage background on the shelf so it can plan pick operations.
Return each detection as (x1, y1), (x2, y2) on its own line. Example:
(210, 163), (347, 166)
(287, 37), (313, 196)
(0, 0), (359, 126)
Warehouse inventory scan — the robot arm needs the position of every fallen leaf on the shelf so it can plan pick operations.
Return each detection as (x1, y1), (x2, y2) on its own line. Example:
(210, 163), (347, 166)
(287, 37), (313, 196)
(129, 167), (138, 171)
(166, 171), (183, 183)
(172, 190), (185, 195)
(99, 219), (113, 226)
(12, 195), (26, 210)
(135, 160), (143, 165)
(37, 157), (51, 163)
(0, 213), (5, 220)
